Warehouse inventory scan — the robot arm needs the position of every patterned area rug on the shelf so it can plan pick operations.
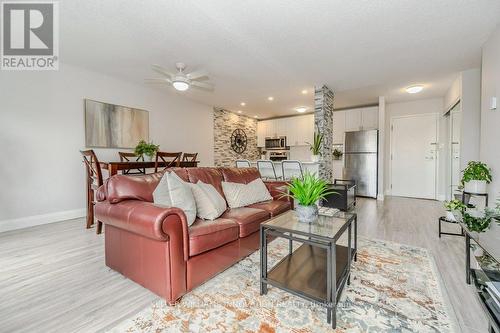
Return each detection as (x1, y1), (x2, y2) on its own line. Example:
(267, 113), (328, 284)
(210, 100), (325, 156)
(109, 238), (457, 332)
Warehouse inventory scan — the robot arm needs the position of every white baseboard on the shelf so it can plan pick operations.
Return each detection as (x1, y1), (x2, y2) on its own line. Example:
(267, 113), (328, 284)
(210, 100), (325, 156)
(0, 208), (86, 233)
(377, 193), (385, 201)
(437, 195), (446, 202)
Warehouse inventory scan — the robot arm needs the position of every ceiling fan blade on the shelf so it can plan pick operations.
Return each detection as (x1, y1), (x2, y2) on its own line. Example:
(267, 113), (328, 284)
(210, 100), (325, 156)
(187, 69), (209, 80)
(144, 78), (172, 84)
(151, 64), (175, 78)
(191, 81), (214, 91)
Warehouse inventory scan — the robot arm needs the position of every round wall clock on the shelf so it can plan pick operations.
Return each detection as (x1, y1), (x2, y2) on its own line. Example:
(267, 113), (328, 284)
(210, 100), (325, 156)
(230, 128), (247, 154)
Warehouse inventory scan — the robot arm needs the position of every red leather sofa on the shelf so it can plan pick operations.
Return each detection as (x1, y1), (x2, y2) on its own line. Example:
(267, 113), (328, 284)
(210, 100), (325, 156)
(95, 167), (292, 304)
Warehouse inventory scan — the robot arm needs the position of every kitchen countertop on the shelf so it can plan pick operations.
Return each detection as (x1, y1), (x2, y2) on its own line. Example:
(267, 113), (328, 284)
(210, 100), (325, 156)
(250, 160), (320, 165)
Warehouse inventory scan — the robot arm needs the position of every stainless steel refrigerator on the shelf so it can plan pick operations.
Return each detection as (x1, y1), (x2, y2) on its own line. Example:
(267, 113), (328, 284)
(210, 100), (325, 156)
(343, 130), (378, 198)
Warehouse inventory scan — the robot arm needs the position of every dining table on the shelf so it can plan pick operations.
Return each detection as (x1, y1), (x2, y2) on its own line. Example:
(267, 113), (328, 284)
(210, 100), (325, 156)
(101, 160), (199, 176)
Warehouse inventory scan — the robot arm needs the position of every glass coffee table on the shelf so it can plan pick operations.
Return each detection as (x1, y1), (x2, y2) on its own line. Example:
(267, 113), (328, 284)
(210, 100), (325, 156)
(259, 210), (357, 329)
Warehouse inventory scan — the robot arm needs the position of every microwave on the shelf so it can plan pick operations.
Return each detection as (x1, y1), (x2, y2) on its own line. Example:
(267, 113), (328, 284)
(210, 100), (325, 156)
(265, 136), (287, 150)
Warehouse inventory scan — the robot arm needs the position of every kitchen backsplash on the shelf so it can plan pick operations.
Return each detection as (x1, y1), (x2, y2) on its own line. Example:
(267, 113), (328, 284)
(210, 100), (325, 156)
(213, 108), (260, 167)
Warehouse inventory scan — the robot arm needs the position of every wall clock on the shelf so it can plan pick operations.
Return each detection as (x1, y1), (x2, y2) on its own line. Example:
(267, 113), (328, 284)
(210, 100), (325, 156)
(230, 128), (247, 154)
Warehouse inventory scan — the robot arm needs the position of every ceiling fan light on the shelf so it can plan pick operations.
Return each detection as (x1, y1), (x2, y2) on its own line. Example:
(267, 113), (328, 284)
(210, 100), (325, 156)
(173, 81), (189, 91)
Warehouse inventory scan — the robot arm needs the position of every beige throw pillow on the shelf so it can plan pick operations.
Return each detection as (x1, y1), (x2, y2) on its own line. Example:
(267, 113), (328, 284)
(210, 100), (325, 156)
(222, 178), (273, 209)
(188, 181), (226, 220)
(153, 171), (197, 226)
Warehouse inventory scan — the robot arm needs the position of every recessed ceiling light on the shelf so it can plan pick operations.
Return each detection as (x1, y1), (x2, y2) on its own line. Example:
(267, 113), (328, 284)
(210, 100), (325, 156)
(267, 96), (274, 101)
(301, 89), (308, 94)
(240, 102), (246, 106)
(254, 115), (259, 118)
(406, 85), (424, 94)
(237, 110), (242, 114)
(295, 107), (307, 113)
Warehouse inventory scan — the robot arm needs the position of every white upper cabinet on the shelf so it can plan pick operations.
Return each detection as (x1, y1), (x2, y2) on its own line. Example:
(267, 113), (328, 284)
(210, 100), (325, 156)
(361, 106), (379, 130)
(344, 106), (378, 131)
(257, 121), (267, 147)
(332, 110), (346, 144)
(256, 114), (314, 147)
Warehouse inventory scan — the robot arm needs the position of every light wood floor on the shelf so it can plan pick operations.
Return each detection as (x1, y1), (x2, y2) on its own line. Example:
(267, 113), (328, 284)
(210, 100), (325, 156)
(0, 197), (487, 333)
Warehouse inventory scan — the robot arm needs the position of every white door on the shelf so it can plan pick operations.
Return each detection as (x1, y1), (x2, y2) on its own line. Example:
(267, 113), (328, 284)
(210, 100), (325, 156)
(390, 114), (437, 199)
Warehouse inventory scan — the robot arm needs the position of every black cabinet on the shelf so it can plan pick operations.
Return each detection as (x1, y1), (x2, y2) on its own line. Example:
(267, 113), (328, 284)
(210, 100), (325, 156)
(321, 179), (356, 211)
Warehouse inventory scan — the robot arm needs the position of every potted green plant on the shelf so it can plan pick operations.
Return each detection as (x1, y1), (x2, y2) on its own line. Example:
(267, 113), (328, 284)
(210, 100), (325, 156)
(461, 161), (492, 194)
(282, 172), (336, 223)
(443, 199), (466, 222)
(134, 140), (159, 162)
(307, 128), (323, 163)
(333, 148), (343, 160)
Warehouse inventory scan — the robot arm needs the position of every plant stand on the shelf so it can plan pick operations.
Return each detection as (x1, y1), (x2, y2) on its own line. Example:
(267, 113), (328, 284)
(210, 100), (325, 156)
(438, 216), (464, 238)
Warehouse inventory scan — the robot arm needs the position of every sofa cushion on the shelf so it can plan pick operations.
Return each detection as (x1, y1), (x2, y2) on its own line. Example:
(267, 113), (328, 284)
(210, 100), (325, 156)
(221, 207), (269, 237)
(188, 218), (239, 256)
(188, 182), (226, 220)
(220, 167), (261, 184)
(153, 171), (197, 226)
(186, 168), (225, 198)
(248, 200), (291, 217)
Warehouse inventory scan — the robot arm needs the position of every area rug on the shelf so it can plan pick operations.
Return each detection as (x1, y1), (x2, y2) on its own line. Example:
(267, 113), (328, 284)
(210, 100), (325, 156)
(109, 238), (457, 332)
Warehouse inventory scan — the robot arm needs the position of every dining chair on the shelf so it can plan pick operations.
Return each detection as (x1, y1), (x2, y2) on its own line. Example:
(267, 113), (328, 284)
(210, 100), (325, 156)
(281, 160), (304, 181)
(182, 152), (198, 162)
(155, 151), (182, 172)
(257, 160), (281, 180)
(80, 150), (104, 234)
(235, 160), (251, 168)
(118, 152), (145, 175)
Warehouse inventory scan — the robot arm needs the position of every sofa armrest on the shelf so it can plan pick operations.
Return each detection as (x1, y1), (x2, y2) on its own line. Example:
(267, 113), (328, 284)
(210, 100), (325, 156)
(95, 200), (190, 261)
(264, 181), (293, 206)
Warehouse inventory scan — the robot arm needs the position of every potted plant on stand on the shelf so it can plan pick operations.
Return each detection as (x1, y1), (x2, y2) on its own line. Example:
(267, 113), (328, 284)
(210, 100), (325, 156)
(307, 128), (323, 163)
(333, 148), (343, 161)
(134, 140), (159, 162)
(461, 161), (492, 194)
(444, 199), (466, 222)
(282, 172), (336, 223)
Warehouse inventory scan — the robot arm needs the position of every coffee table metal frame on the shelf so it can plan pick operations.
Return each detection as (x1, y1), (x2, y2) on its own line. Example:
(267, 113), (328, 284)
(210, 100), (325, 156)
(259, 212), (357, 329)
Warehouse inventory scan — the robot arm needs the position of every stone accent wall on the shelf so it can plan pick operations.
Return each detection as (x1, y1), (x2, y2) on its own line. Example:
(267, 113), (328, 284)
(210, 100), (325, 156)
(213, 108), (260, 167)
(314, 85), (334, 181)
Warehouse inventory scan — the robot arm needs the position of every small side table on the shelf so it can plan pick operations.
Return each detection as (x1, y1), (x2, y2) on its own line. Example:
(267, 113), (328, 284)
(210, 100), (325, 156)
(438, 216), (464, 238)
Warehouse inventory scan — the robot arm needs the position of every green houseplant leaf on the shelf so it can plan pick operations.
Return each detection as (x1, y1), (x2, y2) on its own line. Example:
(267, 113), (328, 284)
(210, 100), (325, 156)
(306, 127), (323, 156)
(134, 140), (160, 158)
(461, 161), (492, 187)
(281, 171), (337, 206)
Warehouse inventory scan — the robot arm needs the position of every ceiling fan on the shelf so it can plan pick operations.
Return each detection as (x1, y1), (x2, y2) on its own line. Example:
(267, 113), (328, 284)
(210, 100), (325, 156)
(145, 62), (214, 92)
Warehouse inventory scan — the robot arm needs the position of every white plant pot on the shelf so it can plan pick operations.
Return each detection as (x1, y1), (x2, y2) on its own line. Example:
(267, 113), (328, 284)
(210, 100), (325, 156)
(445, 211), (456, 222)
(464, 180), (487, 194)
(311, 155), (320, 163)
(143, 154), (153, 162)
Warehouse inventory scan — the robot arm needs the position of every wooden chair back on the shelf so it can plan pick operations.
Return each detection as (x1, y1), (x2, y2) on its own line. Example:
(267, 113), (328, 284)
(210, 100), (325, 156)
(118, 152), (145, 175)
(182, 152), (198, 162)
(80, 150), (103, 188)
(155, 152), (182, 172)
(80, 149), (104, 233)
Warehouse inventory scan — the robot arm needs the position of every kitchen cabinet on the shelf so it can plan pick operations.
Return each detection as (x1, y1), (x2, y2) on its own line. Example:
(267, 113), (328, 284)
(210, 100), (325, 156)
(332, 110), (346, 144)
(344, 106), (378, 131)
(257, 114), (314, 147)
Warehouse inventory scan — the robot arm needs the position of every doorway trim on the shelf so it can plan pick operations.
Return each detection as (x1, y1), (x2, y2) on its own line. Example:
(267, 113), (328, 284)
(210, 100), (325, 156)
(388, 112), (439, 199)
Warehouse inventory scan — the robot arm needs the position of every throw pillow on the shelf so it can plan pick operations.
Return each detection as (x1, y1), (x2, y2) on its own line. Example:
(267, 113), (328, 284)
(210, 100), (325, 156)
(197, 181), (227, 216)
(222, 178), (273, 209)
(188, 182), (226, 220)
(153, 171), (197, 226)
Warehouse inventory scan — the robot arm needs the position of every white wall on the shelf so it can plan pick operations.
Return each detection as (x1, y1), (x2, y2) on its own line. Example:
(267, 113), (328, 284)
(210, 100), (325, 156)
(384, 98), (447, 199)
(460, 68), (482, 170)
(0, 63), (214, 231)
(480, 24), (500, 199)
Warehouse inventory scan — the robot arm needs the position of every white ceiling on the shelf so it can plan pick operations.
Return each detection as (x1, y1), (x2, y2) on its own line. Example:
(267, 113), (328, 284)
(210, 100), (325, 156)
(61, 0), (500, 118)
